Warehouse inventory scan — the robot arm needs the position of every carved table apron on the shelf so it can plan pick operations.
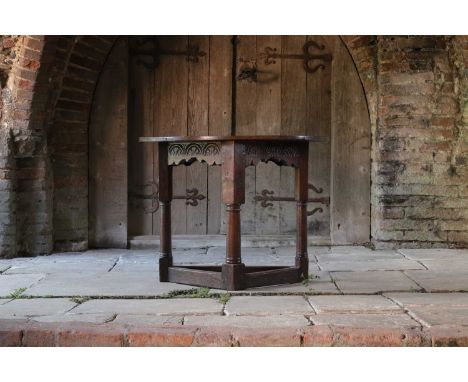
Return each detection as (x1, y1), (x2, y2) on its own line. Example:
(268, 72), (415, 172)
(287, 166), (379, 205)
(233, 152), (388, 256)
(139, 136), (321, 291)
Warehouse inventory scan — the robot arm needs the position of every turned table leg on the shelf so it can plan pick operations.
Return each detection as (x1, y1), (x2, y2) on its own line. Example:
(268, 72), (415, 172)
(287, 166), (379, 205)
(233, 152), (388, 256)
(295, 142), (309, 280)
(221, 141), (245, 290)
(158, 142), (173, 282)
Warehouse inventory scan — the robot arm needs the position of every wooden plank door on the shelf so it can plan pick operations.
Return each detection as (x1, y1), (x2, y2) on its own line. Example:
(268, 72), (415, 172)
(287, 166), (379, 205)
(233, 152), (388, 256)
(126, 35), (370, 244)
(128, 36), (232, 236)
(234, 35), (332, 237)
(330, 38), (371, 244)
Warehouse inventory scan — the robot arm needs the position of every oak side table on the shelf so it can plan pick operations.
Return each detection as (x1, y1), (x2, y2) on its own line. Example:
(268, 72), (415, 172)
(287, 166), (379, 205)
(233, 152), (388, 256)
(139, 135), (320, 291)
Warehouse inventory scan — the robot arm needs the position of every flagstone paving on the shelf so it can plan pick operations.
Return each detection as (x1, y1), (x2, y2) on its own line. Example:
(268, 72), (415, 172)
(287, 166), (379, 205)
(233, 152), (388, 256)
(331, 270), (422, 293)
(23, 272), (189, 297)
(0, 246), (467, 346)
(385, 292), (468, 307)
(308, 295), (402, 313)
(404, 270), (468, 292)
(0, 273), (45, 297)
(225, 296), (313, 316)
(0, 298), (76, 319)
(71, 298), (223, 316)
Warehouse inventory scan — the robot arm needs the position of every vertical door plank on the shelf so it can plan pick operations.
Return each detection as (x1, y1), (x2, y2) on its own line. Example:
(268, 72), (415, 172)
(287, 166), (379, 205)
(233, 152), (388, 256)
(151, 53), (162, 236)
(187, 35), (209, 234)
(155, 36), (189, 235)
(207, 36), (232, 234)
(306, 35), (333, 237)
(128, 39), (154, 237)
(279, 35), (307, 234)
(89, 38), (128, 247)
(235, 36), (257, 234)
(255, 36), (282, 235)
(330, 38), (371, 244)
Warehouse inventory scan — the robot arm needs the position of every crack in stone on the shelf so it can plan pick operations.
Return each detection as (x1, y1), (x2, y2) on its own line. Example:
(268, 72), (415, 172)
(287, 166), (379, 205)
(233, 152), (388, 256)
(382, 294), (425, 330)
(396, 251), (436, 272)
(302, 294), (317, 314)
(107, 257), (120, 272)
(327, 272), (344, 294)
(401, 270), (427, 292)
(0, 265), (12, 274)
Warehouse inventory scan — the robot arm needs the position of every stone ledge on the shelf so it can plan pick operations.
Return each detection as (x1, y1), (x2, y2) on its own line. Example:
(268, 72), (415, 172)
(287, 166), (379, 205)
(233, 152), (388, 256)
(1, 319), (468, 346)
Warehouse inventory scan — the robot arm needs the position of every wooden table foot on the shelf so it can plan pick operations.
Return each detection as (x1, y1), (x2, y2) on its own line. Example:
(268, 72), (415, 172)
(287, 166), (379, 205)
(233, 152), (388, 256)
(222, 263), (245, 291)
(159, 256), (172, 282)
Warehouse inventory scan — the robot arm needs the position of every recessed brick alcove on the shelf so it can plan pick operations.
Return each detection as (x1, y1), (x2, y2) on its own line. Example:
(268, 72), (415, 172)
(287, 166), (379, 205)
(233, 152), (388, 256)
(0, 35), (467, 258)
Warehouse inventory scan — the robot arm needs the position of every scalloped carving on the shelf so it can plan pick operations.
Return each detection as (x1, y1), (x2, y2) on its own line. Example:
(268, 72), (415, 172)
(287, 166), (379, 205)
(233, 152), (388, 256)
(243, 142), (301, 167)
(168, 142), (222, 165)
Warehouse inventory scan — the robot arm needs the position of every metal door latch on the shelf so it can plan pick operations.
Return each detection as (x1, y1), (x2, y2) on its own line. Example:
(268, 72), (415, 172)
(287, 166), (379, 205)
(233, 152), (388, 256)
(130, 37), (206, 70)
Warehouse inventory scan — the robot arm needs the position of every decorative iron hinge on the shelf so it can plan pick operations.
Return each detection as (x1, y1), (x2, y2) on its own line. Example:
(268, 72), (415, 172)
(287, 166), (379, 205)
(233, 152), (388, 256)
(130, 37), (206, 70)
(130, 181), (206, 214)
(255, 183), (330, 216)
(237, 40), (332, 82)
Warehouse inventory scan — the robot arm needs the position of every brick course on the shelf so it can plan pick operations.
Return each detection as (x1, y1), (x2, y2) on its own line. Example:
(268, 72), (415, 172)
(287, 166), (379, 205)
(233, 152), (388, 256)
(1, 319), (468, 346)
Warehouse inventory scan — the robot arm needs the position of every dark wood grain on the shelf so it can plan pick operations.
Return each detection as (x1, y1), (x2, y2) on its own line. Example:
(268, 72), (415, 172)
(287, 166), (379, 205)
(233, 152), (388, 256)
(140, 135), (323, 142)
(145, 136), (311, 290)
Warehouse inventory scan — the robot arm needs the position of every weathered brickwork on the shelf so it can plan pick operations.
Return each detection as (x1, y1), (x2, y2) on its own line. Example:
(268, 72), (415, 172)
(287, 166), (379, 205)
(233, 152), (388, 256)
(372, 36), (468, 247)
(0, 36), (56, 257)
(0, 35), (467, 258)
(50, 36), (116, 251)
(0, 37), (20, 256)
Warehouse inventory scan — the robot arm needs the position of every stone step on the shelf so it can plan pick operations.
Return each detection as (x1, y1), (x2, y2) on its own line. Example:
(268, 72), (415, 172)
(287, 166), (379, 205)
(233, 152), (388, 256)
(128, 235), (331, 249)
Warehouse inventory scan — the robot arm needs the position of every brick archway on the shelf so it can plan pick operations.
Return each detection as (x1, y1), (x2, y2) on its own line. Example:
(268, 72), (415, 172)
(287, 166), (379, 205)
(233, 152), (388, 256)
(0, 35), (378, 257)
(3, 35), (466, 257)
(0, 36), (118, 256)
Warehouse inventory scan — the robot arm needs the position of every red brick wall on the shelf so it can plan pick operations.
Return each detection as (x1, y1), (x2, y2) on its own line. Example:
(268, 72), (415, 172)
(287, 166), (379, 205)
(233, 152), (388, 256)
(372, 36), (467, 247)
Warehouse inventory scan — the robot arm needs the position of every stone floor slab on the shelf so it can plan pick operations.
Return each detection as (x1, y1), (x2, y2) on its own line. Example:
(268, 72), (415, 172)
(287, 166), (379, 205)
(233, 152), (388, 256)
(4, 252), (119, 275)
(0, 298), (76, 318)
(231, 271), (339, 294)
(329, 246), (373, 254)
(241, 281), (341, 295)
(332, 271), (421, 294)
(307, 246), (332, 256)
(274, 247), (318, 262)
(316, 250), (403, 262)
(398, 249), (468, 261)
(24, 272), (193, 297)
(406, 307), (468, 327)
(0, 263), (11, 273)
(111, 252), (159, 273)
(114, 314), (183, 325)
(207, 247), (274, 257)
(204, 247), (286, 267)
(310, 313), (419, 328)
(225, 296), (313, 316)
(0, 298), (10, 305)
(71, 298), (223, 316)
(308, 295), (402, 314)
(5, 260), (116, 275)
(385, 292), (468, 308)
(184, 314), (310, 328)
(319, 259), (425, 272)
(416, 259), (468, 272)
(405, 271), (468, 292)
(0, 274), (45, 297)
(32, 313), (114, 324)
